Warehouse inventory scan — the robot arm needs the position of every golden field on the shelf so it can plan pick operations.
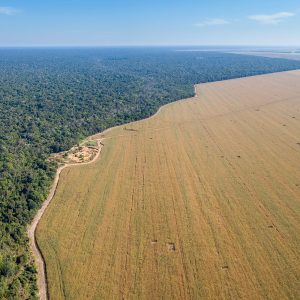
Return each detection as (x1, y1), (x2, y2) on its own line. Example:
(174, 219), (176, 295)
(36, 71), (300, 299)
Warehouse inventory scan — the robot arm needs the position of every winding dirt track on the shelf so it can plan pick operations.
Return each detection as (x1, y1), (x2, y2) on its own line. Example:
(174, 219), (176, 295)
(36, 71), (300, 299)
(27, 139), (104, 300)
(29, 72), (300, 299)
(27, 86), (198, 300)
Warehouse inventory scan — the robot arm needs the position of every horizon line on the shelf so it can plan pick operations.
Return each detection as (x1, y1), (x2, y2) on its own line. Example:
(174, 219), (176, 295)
(0, 44), (300, 49)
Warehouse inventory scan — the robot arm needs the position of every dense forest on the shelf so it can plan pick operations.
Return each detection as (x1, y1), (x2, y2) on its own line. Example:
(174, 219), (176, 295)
(0, 47), (300, 299)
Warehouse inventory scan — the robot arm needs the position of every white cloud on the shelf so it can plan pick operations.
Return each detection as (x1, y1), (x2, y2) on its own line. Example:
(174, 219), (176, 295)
(0, 6), (19, 15)
(194, 18), (230, 27)
(248, 12), (295, 24)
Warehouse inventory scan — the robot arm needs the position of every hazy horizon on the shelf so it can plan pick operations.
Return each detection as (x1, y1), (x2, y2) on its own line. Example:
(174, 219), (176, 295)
(0, 45), (299, 49)
(0, 0), (299, 47)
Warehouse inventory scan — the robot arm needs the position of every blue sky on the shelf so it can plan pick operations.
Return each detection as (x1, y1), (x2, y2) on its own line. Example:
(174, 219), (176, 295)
(0, 0), (299, 46)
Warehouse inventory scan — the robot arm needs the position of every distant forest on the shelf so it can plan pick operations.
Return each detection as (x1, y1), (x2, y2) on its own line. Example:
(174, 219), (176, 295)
(0, 48), (300, 299)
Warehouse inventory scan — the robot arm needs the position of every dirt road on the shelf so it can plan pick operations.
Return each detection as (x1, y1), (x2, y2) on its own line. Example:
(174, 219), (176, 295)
(27, 85), (199, 300)
(27, 139), (104, 300)
(36, 70), (300, 299)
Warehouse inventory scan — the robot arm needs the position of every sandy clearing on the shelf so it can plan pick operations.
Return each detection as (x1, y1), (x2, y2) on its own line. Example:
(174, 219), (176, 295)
(231, 51), (300, 61)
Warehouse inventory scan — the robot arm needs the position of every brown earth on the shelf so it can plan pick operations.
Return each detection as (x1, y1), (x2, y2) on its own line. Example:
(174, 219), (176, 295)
(28, 140), (103, 300)
(50, 144), (99, 165)
(36, 71), (300, 299)
(232, 51), (300, 61)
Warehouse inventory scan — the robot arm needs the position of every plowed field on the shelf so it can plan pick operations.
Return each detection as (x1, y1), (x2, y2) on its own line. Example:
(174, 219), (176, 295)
(37, 71), (300, 299)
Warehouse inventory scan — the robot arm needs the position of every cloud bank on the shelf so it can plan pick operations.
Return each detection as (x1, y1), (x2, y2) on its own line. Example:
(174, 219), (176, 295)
(0, 6), (19, 15)
(249, 12), (294, 24)
(194, 18), (230, 27)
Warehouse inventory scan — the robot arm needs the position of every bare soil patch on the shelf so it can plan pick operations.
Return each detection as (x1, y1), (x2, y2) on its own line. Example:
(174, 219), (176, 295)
(37, 71), (300, 300)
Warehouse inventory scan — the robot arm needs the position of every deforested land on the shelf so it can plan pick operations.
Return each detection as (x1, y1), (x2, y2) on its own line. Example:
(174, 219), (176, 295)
(2, 48), (300, 299)
(37, 70), (300, 299)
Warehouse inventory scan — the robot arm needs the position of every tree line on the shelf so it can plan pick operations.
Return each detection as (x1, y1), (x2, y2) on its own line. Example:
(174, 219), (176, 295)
(0, 47), (300, 298)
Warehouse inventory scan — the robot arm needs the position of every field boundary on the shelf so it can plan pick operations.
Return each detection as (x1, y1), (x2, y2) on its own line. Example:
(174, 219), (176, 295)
(27, 139), (104, 300)
(28, 69), (300, 299)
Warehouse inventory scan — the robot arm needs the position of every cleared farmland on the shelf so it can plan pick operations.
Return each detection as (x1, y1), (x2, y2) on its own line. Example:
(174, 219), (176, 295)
(36, 71), (300, 299)
(232, 51), (300, 61)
